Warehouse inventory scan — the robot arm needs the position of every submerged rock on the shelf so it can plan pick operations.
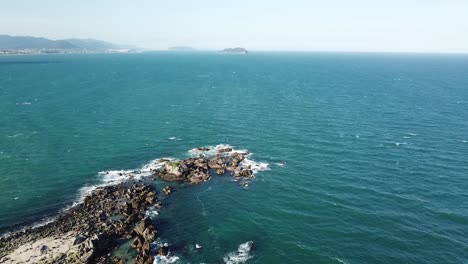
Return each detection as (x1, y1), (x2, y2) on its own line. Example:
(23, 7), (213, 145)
(162, 186), (172, 195)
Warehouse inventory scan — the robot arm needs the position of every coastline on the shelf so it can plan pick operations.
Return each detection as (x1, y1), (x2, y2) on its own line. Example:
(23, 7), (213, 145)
(0, 145), (266, 264)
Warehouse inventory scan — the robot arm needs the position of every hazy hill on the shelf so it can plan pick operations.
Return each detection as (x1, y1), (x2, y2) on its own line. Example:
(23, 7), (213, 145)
(0, 35), (77, 49)
(0, 35), (133, 50)
(64, 38), (117, 50)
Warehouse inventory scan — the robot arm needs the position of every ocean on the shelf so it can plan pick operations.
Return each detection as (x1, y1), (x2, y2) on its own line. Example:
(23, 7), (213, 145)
(0, 52), (467, 263)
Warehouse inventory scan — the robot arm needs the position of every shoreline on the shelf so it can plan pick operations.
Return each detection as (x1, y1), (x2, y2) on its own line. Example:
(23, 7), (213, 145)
(0, 145), (265, 263)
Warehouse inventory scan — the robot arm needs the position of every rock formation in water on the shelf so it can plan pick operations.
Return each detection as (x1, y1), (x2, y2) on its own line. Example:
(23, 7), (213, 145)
(0, 146), (258, 263)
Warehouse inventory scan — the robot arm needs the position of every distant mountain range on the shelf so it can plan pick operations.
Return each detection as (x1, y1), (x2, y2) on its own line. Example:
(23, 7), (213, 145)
(0, 35), (135, 50)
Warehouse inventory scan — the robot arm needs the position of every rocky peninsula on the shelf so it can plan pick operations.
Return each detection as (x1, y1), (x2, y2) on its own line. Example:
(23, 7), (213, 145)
(0, 146), (260, 264)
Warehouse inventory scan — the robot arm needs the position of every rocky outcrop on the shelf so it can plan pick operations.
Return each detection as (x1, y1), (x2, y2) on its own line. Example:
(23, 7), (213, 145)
(0, 182), (161, 264)
(0, 146), (261, 264)
(155, 150), (253, 184)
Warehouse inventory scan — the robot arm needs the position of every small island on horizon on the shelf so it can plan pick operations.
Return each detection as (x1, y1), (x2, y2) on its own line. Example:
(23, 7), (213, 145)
(220, 47), (248, 54)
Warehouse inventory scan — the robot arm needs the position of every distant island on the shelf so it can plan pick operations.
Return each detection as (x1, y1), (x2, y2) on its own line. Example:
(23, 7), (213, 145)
(168, 46), (196, 51)
(220, 47), (248, 54)
(0, 35), (139, 55)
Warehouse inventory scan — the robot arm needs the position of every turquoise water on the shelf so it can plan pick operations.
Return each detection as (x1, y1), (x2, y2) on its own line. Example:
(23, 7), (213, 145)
(0, 52), (467, 263)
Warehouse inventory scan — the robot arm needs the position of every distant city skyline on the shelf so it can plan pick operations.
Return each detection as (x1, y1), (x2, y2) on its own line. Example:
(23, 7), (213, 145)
(1, 0), (468, 53)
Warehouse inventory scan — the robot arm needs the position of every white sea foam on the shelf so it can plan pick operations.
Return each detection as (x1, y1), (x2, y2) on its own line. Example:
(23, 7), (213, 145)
(223, 241), (254, 264)
(0, 216), (57, 239)
(151, 240), (180, 263)
(153, 255), (180, 264)
(16, 102), (31, 105)
(145, 206), (160, 218)
(75, 158), (170, 204)
(241, 155), (270, 174)
(168, 137), (181, 141)
(395, 142), (407, 146)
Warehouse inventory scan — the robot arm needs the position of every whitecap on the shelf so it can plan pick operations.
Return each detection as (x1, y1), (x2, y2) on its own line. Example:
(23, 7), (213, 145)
(395, 142), (407, 146)
(168, 137), (181, 141)
(6, 133), (23, 138)
(333, 257), (348, 264)
(16, 102), (31, 105)
(223, 241), (254, 264)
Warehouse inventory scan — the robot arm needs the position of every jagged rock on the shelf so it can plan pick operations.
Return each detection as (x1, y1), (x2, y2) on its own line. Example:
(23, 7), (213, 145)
(121, 202), (133, 216)
(208, 159), (223, 169)
(73, 235), (86, 246)
(216, 168), (226, 175)
(135, 254), (154, 264)
(80, 250), (94, 262)
(142, 241), (151, 255)
(218, 147), (233, 152)
(133, 217), (152, 236)
(238, 168), (253, 177)
(162, 186), (172, 195)
(131, 236), (143, 249)
(39, 245), (48, 254)
(194, 159), (208, 170)
(125, 213), (139, 224)
(158, 172), (186, 181)
(164, 161), (188, 176)
(231, 152), (246, 161)
(142, 226), (156, 241)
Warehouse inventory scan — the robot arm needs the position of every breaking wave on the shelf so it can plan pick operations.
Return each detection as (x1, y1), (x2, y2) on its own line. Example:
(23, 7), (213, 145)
(223, 241), (254, 264)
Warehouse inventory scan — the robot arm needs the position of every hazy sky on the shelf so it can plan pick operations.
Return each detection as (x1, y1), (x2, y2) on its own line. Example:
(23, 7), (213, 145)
(1, 0), (468, 53)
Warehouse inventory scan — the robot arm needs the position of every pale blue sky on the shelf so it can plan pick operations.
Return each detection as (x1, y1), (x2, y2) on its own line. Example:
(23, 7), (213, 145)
(1, 0), (467, 52)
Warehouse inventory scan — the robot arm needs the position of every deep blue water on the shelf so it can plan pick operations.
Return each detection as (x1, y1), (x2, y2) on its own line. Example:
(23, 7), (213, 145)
(0, 52), (467, 263)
